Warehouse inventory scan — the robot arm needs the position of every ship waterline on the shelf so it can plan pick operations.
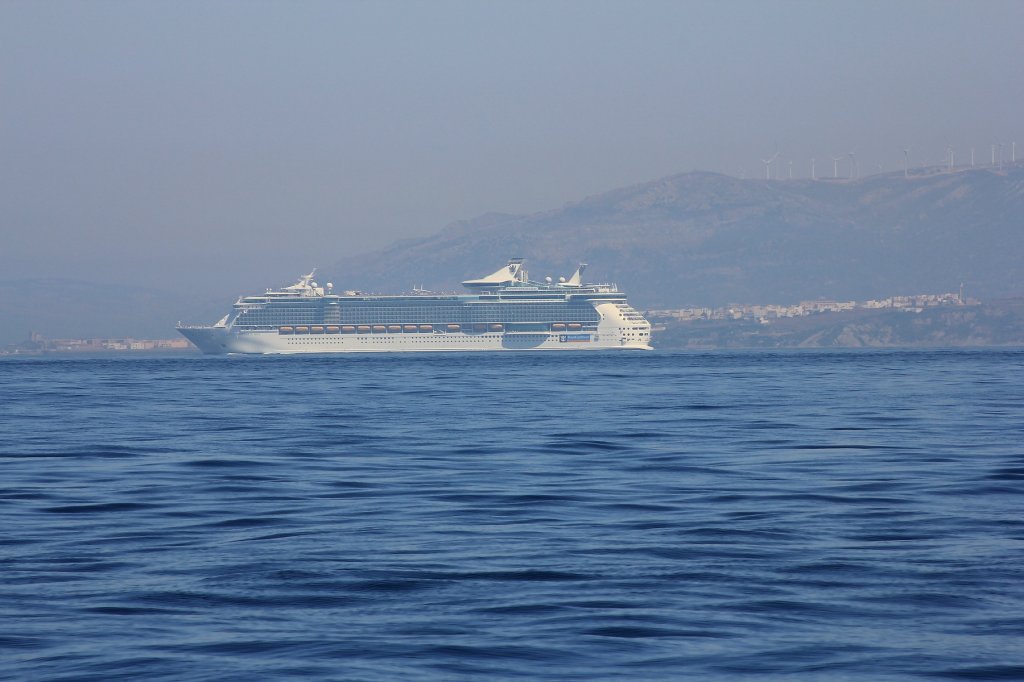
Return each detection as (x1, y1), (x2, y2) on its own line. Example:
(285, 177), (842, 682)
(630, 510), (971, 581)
(177, 259), (652, 354)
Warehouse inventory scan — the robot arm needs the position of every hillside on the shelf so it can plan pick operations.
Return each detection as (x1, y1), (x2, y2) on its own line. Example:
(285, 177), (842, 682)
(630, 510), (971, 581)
(5, 165), (1021, 345)
(330, 165), (1024, 309)
(650, 299), (1024, 349)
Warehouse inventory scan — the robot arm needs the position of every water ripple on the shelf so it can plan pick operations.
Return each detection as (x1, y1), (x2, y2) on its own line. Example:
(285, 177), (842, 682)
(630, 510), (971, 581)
(1, 349), (1022, 680)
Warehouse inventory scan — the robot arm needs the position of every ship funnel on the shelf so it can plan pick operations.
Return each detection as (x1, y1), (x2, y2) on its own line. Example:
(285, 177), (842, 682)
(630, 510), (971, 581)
(562, 263), (587, 287)
(462, 258), (525, 288)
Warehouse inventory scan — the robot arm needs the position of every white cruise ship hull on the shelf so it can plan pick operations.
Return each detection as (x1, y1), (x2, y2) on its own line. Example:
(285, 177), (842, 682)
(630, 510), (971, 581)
(178, 325), (651, 355)
(177, 261), (653, 355)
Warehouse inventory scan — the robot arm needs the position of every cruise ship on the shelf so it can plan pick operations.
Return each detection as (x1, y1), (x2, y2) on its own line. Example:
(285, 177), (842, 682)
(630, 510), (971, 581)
(177, 259), (652, 354)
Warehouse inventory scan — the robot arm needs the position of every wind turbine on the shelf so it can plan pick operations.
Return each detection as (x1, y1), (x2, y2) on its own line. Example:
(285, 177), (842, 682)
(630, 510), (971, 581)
(761, 149), (780, 180)
(1013, 141), (1017, 163)
(830, 154), (843, 178)
(788, 160), (793, 180)
(999, 143), (1004, 170)
(811, 158), (816, 180)
(947, 145), (954, 172)
(991, 143), (996, 166)
(903, 148), (910, 178)
(971, 147), (975, 168)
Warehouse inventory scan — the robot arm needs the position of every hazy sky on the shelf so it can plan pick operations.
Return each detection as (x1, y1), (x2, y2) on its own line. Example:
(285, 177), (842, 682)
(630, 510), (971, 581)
(2, 0), (1021, 293)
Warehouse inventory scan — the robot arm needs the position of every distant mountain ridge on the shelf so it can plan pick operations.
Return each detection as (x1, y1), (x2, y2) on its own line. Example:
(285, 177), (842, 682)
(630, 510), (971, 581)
(5, 166), (1021, 345)
(330, 166), (1024, 309)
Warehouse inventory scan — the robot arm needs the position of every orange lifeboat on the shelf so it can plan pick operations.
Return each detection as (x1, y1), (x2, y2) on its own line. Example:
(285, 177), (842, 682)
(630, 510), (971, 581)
(489, 323), (504, 332)
(419, 325), (433, 332)
(388, 325), (402, 332)
(295, 326), (309, 333)
(325, 326), (340, 334)
(403, 324), (418, 332)
(341, 326), (356, 334)
(551, 323), (566, 331)
(311, 326), (324, 334)
(279, 326), (294, 334)
(447, 324), (461, 331)
(372, 325), (386, 333)
(567, 323), (582, 330)
(357, 325), (371, 333)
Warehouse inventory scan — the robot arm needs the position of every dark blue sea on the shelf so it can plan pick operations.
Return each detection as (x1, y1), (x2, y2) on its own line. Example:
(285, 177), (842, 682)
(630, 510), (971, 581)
(2, 350), (1023, 680)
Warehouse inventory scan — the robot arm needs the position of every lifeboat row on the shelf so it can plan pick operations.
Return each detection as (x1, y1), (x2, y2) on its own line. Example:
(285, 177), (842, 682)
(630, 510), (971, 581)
(277, 322), (584, 335)
(278, 323), (511, 335)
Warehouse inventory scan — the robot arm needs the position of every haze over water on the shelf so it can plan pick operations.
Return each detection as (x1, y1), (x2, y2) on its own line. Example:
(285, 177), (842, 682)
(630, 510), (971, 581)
(2, 350), (1022, 679)
(2, 1), (1022, 294)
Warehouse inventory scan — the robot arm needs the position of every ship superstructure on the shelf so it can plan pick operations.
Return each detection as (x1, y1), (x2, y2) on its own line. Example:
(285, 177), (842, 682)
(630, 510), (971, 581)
(177, 259), (651, 354)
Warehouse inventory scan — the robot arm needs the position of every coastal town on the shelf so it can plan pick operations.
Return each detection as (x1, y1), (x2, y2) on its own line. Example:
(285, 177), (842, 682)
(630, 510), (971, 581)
(0, 333), (192, 356)
(648, 289), (973, 325)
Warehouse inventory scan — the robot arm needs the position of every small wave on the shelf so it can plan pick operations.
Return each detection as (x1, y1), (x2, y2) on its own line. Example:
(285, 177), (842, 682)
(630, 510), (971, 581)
(475, 603), (564, 615)
(986, 467), (1024, 480)
(928, 665), (1024, 679)
(198, 516), (288, 528)
(586, 625), (728, 639)
(83, 606), (190, 616)
(133, 590), (367, 609)
(539, 438), (628, 453)
(453, 569), (589, 582)
(416, 643), (573, 663)
(861, 592), (979, 609)
(0, 635), (49, 649)
(178, 458), (269, 468)
(42, 502), (158, 514)
(344, 579), (437, 593)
